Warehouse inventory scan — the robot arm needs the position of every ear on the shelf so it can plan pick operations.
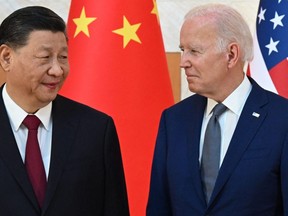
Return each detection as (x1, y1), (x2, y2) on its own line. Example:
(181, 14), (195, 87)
(226, 43), (240, 68)
(0, 44), (13, 72)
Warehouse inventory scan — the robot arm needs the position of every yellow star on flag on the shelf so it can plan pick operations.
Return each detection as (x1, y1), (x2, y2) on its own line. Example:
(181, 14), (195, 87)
(112, 16), (141, 48)
(73, 7), (97, 38)
(151, 0), (160, 24)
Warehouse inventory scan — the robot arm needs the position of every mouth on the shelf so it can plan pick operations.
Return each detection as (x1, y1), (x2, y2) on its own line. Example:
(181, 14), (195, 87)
(186, 74), (199, 80)
(43, 81), (61, 90)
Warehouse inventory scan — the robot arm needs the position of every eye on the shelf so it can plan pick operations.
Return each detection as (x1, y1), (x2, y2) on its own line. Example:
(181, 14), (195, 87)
(38, 56), (49, 59)
(59, 55), (68, 59)
(178, 45), (184, 52)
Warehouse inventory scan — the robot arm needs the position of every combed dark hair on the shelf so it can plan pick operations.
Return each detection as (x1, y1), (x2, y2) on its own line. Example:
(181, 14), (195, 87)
(0, 6), (67, 48)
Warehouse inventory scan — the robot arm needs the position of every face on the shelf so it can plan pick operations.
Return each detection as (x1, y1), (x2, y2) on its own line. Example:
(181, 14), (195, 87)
(179, 17), (230, 100)
(1, 30), (69, 113)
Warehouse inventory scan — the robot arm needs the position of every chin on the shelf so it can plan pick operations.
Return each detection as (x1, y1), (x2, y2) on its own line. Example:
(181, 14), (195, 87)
(42, 93), (58, 104)
(188, 85), (197, 93)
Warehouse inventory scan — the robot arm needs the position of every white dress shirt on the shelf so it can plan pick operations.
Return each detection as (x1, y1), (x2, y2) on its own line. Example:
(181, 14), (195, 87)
(2, 85), (52, 178)
(200, 75), (252, 167)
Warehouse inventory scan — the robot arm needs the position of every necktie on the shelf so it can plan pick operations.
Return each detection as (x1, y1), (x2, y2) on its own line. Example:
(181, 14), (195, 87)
(23, 115), (47, 208)
(201, 103), (226, 203)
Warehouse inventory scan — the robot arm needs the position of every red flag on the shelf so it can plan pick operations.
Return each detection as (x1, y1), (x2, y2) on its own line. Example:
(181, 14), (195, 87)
(248, 0), (288, 98)
(60, 0), (174, 215)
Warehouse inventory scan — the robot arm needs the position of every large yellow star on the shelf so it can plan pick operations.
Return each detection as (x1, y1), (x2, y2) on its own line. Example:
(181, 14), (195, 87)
(151, 0), (160, 24)
(73, 7), (97, 38)
(112, 16), (141, 48)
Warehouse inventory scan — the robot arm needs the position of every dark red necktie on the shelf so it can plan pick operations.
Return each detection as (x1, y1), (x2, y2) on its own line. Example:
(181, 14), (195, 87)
(23, 115), (47, 208)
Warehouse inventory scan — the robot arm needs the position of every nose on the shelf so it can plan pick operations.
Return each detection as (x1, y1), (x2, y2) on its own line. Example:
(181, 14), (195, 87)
(48, 59), (64, 77)
(179, 51), (192, 69)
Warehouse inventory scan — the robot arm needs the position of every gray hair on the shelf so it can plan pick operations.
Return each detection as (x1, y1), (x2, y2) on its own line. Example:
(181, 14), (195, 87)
(184, 3), (253, 62)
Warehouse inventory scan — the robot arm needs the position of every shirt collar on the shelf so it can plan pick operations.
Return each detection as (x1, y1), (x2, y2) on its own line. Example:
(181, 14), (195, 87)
(205, 99), (218, 117)
(205, 75), (252, 117)
(223, 75), (252, 116)
(2, 84), (52, 131)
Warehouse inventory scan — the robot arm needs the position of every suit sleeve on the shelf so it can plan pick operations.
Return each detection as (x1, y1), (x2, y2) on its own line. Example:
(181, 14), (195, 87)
(146, 111), (172, 216)
(104, 117), (130, 216)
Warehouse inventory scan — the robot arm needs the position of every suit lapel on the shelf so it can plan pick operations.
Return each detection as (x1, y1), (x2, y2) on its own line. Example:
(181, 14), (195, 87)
(0, 88), (40, 212)
(41, 96), (78, 215)
(186, 96), (207, 204)
(209, 80), (268, 206)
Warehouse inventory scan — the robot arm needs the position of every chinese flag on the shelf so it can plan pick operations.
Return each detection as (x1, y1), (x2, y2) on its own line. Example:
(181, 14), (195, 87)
(248, 0), (288, 98)
(60, 0), (174, 215)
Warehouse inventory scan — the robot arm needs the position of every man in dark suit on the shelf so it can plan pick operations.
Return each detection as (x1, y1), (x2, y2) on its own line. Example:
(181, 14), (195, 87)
(0, 6), (129, 216)
(147, 3), (288, 216)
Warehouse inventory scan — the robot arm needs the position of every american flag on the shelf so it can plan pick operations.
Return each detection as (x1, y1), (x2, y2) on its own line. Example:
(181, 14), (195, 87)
(248, 0), (288, 98)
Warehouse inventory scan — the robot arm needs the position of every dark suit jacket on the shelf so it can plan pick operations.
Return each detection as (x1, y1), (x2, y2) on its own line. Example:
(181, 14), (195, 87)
(147, 78), (288, 216)
(0, 88), (129, 215)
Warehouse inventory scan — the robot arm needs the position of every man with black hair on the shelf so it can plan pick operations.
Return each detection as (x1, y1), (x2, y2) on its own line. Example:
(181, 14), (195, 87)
(0, 6), (129, 216)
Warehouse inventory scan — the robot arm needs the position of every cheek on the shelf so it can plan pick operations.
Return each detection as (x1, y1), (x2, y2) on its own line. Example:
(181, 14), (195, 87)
(206, 56), (227, 74)
(64, 66), (70, 77)
(60, 62), (70, 76)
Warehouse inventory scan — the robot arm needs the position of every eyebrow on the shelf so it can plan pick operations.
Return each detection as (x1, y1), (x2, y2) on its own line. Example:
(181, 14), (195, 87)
(37, 45), (68, 52)
(179, 44), (204, 51)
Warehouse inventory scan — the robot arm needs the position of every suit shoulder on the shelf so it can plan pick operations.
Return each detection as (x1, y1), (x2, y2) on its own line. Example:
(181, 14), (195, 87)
(263, 89), (288, 108)
(250, 77), (288, 108)
(165, 94), (205, 113)
(53, 95), (112, 121)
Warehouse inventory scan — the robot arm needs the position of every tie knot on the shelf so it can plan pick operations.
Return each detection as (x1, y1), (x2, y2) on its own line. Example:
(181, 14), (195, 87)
(23, 115), (41, 130)
(212, 103), (227, 117)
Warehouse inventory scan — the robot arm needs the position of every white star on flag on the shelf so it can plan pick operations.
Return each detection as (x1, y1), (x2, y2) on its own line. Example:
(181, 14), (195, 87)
(258, 7), (266, 24)
(270, 12), (285, 29)
(265, 37), (280, 55)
